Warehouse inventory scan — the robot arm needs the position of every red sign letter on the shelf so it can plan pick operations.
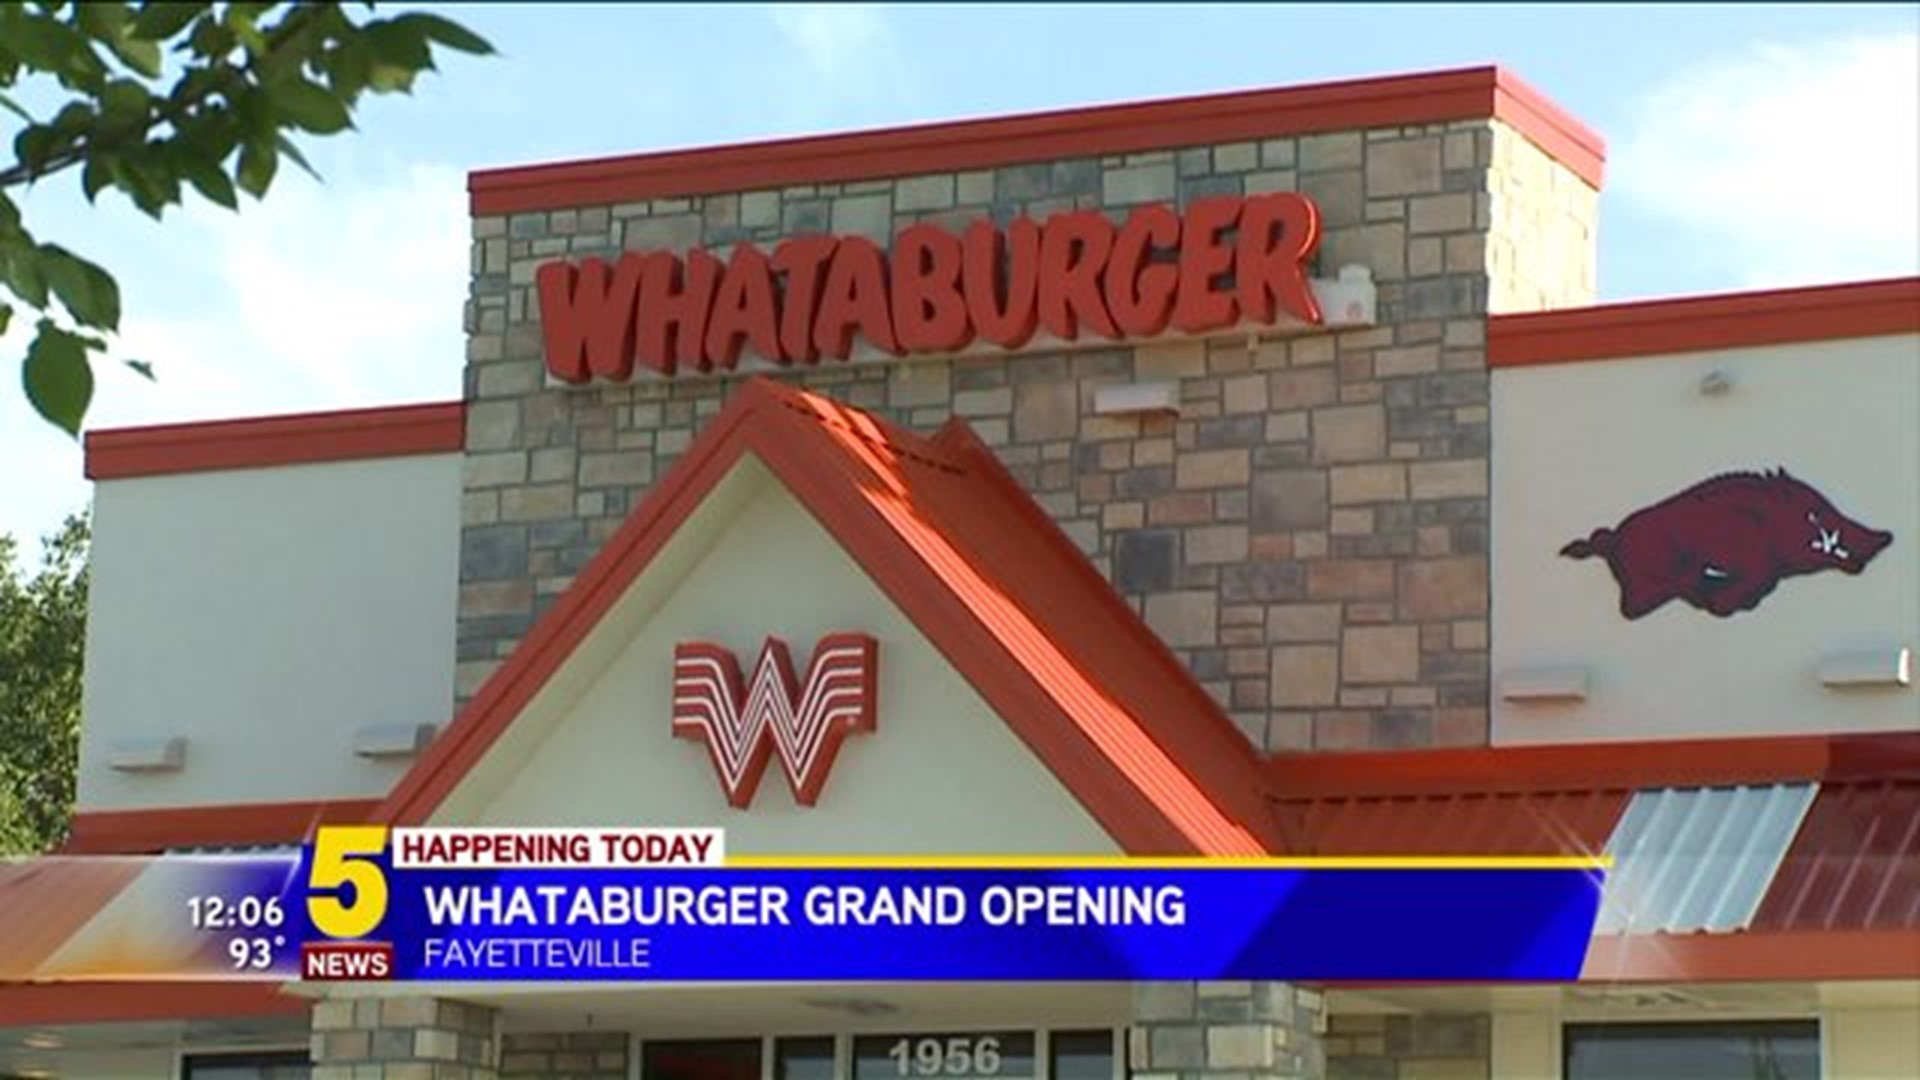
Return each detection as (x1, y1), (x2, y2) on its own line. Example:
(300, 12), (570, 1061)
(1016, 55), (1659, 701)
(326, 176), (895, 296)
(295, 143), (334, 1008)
(892, 223), (974, 353)
(1236, 192), (1323, 325)
(772, 236), (838, 365)
(636, 249), (722, 375)
(537, 255), (643, 384)
(814, 236), (901, 360)
(1173, 196), (1241, 334)
(706, 243), (786, 369)
(962, 217), (1041, 350)
(1105, 204), (1180, 339)
(1037, 210), (1120, 342)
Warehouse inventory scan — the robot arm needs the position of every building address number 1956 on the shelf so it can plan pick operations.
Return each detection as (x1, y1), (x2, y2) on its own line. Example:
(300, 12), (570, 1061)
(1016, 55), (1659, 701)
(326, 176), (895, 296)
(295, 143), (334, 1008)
(855, 1033), (1033, 1080)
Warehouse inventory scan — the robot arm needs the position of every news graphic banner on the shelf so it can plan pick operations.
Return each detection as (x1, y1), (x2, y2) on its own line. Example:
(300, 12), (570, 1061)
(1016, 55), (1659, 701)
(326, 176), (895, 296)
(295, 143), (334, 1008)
(0, 828), (1608, 984)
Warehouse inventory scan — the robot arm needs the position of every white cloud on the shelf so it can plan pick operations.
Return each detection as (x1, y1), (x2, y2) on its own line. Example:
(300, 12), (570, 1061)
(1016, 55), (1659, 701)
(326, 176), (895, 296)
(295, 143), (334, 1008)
(1613, 32), (1920, 289)
(764, 3), (917, 123)
(770, 4), (891, 77)
(2, 164), (470, 554)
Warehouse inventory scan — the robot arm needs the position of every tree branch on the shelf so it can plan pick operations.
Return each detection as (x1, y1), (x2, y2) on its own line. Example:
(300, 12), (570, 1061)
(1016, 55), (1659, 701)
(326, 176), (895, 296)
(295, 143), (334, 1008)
(0, 3), (333, 191)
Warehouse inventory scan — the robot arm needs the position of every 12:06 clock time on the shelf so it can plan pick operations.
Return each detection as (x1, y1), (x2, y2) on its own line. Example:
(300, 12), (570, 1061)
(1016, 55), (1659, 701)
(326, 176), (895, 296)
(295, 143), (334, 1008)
(187, 894), (292, 972)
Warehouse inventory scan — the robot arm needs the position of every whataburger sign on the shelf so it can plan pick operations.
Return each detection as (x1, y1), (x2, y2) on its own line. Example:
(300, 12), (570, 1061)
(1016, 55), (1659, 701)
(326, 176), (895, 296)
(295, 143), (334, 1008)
(536, 192), (1324, 382)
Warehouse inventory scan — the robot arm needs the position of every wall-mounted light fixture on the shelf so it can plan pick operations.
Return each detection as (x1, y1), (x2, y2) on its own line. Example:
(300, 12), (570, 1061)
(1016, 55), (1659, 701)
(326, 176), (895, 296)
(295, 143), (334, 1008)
(1500, 666), (1591, 703)
(1698, 370), (1733, 396)
(353, 723), (439, 759)
(1819, 647), (1912, 689)
(108, 736), (186, 773)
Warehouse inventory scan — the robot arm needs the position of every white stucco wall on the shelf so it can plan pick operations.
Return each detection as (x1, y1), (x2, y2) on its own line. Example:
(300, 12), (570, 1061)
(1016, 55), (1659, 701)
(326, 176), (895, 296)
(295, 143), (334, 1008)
(1826, 1008), (1920, 1079)
(439, 457), (1118, 855)
(1493, 333), (1920, 745)
(78, 454), (462, 810)
(1491, 1010), (1559, 1077)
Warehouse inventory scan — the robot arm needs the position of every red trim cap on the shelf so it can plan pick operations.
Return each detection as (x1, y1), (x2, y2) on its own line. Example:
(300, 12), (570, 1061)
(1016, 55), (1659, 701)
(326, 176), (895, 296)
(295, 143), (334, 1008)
(1490, 277), (1920, 369)
(85, 402), (464, 480)
(63, 798), (383, 854)
(470, 65), (1605, 215)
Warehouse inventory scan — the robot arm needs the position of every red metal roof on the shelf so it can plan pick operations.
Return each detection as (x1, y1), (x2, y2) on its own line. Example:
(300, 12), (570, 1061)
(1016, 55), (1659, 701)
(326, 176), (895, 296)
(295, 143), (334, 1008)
(1755, 779), (1920, 932)
(1271, 789), (1626, 856)
(378, 378), (1279, 855)
(0, 858), (143, 979)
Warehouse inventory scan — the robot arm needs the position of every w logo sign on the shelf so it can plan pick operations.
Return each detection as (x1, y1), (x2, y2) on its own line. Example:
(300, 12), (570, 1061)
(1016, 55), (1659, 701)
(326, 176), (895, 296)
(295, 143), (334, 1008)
(671, 633), (879, 808)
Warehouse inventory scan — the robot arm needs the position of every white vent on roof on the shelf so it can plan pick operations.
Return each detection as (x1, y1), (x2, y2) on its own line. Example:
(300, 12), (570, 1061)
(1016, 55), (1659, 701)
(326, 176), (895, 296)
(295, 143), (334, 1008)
(107, 736), (186, 773)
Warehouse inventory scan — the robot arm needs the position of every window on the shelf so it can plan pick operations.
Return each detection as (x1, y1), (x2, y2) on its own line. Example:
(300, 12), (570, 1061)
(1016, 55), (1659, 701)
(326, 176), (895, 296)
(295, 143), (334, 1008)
(1048, 1031), (1114, 1080)
(777, 1037), (837, 1080)
(1564, 1021), (1819, 1080)
(643, 1039), (763, 1080)
(181, 1052), (311, 1080)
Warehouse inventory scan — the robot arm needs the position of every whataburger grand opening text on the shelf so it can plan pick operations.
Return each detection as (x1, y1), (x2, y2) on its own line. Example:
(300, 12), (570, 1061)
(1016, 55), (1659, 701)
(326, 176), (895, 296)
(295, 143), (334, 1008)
(423, 882), (1188, 928)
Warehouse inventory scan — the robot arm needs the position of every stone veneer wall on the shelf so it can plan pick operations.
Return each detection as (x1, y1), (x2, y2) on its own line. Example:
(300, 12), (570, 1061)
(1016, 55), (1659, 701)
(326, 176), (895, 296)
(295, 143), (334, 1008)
(457, 117), (1598, 753)
(500, 1031), (628, 1077)
(1486, 127), (1599, 314)
(1324, 1013), (1491, 1080)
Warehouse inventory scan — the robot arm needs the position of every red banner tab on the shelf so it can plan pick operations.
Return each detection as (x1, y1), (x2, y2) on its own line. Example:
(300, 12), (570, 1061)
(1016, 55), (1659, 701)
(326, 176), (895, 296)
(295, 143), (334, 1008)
(302, 941), (395, 981)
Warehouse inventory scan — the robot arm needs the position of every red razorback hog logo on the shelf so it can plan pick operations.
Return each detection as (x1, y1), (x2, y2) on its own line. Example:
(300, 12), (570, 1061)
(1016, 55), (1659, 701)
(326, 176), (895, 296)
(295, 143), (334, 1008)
(537, 193), (1322, 380)
(671, 634), (879, 807)
(1561, 469), (1894, 619)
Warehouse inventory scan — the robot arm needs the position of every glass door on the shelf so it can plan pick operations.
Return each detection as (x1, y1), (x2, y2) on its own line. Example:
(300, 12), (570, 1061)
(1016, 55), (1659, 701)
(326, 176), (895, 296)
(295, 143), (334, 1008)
(643, 1039), (764, 1080)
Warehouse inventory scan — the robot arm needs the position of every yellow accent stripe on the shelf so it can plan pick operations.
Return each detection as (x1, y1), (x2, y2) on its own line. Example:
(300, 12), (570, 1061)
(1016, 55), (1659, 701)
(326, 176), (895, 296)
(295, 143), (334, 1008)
(723, 855), (1611, 870)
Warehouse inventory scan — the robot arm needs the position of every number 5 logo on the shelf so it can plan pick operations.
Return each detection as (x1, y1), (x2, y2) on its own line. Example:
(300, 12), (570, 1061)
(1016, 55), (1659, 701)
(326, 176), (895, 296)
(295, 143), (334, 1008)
(307, 825), (390, 940)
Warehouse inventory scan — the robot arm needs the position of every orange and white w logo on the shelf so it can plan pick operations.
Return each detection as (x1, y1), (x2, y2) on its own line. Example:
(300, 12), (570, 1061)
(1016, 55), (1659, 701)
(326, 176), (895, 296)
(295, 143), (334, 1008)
(671, 633), (879, 808)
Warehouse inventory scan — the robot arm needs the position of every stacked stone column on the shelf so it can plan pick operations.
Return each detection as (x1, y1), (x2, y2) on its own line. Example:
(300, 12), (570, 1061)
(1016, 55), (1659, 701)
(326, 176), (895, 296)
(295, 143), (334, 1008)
(460, 119), (1598, 756)
(311, 995), (500, 1079)
(1132, 982), (1326, 1080)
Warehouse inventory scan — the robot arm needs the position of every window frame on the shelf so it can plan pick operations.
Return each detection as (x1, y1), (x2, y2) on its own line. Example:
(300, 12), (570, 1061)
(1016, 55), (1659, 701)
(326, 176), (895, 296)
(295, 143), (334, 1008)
(178, 1049), (313, 1080)
(1561, 1018), (1822, 1080)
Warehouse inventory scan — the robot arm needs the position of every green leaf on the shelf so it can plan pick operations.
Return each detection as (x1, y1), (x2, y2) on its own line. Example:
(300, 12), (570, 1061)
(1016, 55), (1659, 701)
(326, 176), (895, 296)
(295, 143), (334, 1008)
(106, 34), (163, 79)
(14, 127), (60, 176)
(0, 91), (33, 124)
(175, 150), (236, 208)
(366, 62), (418, 95)
(319, 38), (371, 100)
(363, 20), (433, 72)
(270, 77), (352, 134)
(38, 245), (121, 332)
(76, 1), (131, 41)
(391, 13), (495, 56)
(0, 240), (50, 308)
(80, 155), (114, 202)
(3, 11), (82, 70)
(124, 358), (157, 381)
(0, 303), (11, 337)
(273, 132), (320, 182)
(23, 324), (96, 437)
(129, 2), (205, 42)
(98, 77), (152, 128)
(235, 137), (276, 197)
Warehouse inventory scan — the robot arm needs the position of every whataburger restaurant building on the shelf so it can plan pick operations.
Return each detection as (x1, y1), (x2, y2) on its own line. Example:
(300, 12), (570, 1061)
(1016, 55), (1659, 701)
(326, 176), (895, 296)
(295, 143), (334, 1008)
(3, 63), (1919, 1079)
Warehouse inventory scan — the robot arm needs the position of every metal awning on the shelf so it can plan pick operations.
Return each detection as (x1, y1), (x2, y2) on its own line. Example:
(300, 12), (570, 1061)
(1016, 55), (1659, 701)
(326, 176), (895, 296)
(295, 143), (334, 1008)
(1594, 784), (1819, 935)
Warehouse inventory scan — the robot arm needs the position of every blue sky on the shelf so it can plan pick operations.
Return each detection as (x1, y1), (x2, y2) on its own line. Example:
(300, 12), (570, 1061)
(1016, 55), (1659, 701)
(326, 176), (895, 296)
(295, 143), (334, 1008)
(4, 3), (1917, 554)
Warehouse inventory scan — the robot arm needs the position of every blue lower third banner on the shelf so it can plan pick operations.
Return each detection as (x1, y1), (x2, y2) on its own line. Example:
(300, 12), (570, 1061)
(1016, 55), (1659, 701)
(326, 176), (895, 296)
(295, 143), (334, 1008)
(319, 863), (1605, 982)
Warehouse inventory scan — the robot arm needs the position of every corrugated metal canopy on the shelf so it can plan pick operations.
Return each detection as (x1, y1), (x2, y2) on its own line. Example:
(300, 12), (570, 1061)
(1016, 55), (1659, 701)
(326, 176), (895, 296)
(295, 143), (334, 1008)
(1756, 779), (1920, 931)
(1271, 789), (1626, 856)
(1595, 784), (1818, 935)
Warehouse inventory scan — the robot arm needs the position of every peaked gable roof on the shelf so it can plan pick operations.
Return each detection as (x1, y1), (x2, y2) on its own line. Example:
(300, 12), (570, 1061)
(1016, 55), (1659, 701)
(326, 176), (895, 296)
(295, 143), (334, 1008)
(378, 378), (1278, 854)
